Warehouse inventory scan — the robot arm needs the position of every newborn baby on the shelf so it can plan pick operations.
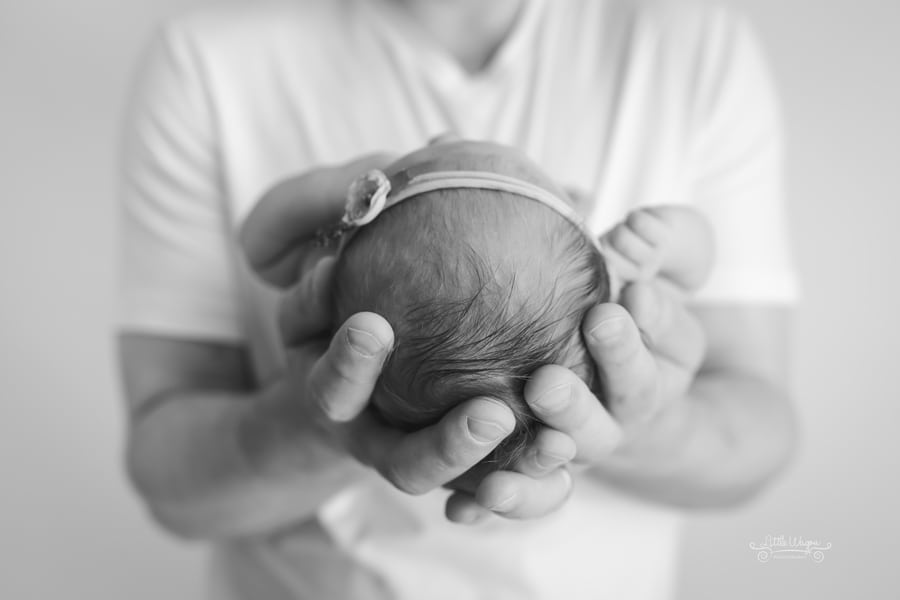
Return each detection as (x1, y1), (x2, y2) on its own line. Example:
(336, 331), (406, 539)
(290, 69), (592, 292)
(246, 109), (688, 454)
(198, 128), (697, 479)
(328, 140), (711, 468)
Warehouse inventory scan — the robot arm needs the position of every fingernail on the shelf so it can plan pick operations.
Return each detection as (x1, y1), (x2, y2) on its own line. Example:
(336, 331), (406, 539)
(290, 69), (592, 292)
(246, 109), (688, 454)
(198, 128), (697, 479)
(589, 316), (627, 343)
(466, 417), (509, 443)
(488, 492), (518, 512)
(454, 508), (477, 525)
(455, 504), (489, 525)
(347, 327), (384, 357)
(532, 383), (572, 412)
(560, 468), (573, 493)
(535, 451), (569, 470)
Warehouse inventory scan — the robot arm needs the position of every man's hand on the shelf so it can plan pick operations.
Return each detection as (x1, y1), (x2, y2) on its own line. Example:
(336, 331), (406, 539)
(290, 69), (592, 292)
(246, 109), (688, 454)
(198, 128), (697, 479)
(271, 236), (579, 523)
(512, 280), (795, 509)
(242, 154), (571, 520)
(525, 282), (706, 460)
(280, 285), (518, 499)
(442, 281), (704, 520)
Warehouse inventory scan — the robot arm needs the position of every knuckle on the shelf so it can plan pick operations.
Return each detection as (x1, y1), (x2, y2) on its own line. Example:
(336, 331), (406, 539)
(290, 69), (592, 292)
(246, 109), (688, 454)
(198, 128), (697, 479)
(306, 371), (335, 419)
(637, 373), (661, 406)
(433, 425), (461, 472)
(629, 377), (662, 417)
(625, 286), (664, 334)
(609, 376), (659, 422)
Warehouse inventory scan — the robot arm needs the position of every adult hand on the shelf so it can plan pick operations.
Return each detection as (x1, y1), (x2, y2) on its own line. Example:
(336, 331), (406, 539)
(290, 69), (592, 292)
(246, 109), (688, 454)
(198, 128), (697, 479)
(524, 281), (705, 463)
(242, 154), (554, 521)
(444, 280), (705, 519)
(281, 262), (518, 498)
(290, 262), (580, 524)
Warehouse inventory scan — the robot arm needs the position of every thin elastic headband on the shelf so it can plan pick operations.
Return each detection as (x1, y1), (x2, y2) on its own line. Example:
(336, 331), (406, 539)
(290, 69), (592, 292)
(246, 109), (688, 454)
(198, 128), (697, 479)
(332, 169), (603, 254)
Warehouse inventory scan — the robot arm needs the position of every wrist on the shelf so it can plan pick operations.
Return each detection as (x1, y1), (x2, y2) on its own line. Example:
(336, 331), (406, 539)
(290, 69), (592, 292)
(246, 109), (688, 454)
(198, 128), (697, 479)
(237, 377), (362, 482)
(613, 394), (693, 464)
(587, 373), (795, 508)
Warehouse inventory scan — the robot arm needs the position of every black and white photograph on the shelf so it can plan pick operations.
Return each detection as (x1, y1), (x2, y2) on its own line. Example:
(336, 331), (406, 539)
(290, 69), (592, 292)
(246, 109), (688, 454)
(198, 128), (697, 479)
(2, 0), (897, 598)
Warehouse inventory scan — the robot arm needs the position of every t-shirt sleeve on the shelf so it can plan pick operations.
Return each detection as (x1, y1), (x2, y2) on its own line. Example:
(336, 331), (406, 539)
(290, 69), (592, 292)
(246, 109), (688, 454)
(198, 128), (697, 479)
(116, 25), (245, 342)
(687, 11), (799, 304)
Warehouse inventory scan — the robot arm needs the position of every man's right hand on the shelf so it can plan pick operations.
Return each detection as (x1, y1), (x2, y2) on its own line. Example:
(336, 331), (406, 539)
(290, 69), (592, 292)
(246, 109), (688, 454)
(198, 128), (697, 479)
(242, 155), (525, 510)
(288, 307), (518, 497)
(242, 153), (585, 524)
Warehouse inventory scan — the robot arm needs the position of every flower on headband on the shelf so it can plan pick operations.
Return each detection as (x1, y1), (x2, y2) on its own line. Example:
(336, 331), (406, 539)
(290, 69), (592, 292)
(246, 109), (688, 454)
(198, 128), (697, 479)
(342, 170), (392, 228)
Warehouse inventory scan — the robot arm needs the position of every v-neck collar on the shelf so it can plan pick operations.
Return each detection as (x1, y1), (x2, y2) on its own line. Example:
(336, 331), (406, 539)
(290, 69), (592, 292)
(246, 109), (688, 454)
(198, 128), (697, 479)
(358, 0), (545, 89)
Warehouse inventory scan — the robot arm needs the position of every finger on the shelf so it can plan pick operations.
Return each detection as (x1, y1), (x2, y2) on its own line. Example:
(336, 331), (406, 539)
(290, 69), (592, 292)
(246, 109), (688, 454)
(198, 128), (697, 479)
(511, 427), (577, 478)
(241, 153), (397, 287)
(279, 255), (338, 345)
(603, 222), (656, 273)
(624, 208), (670, 248)
(619, 283), (706, 376)
(598, 229), (644, 284)
(524, 365), (623, 464)
(443, 460), (495, 496)
(598, 244), (642, 284)
(474, 468), (573, 519)
(307, 311), (394, 422)
(348, 397), (515, 496)
(445, 492), (494, 525)
(582, 303), (662, 426)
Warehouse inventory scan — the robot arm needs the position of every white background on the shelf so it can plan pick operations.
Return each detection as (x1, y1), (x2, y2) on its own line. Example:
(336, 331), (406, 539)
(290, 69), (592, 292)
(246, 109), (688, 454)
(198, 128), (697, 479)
(1, 0), (898, 598)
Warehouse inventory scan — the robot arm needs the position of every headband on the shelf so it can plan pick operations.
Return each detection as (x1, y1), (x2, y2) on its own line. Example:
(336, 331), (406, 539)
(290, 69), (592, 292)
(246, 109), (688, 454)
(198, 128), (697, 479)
(329, 168), (604, 254)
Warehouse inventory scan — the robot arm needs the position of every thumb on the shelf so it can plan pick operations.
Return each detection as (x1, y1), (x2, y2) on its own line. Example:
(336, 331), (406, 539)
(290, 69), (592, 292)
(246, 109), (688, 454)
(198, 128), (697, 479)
(307, 312), (394, 422)
(582, 303), (661, 426)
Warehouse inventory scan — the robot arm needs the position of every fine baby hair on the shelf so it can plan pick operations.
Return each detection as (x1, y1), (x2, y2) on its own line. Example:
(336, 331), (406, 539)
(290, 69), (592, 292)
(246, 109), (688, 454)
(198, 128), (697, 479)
(331, 140), (610, 468)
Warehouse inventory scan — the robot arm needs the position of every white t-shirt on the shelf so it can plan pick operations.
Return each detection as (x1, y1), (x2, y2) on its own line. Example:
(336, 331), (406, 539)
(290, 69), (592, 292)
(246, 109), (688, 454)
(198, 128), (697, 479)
(118, 1), (798, 598)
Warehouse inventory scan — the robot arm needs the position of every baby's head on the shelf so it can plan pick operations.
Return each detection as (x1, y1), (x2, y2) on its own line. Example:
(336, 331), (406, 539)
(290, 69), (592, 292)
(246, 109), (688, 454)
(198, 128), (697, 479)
(332, 141), (610, 467)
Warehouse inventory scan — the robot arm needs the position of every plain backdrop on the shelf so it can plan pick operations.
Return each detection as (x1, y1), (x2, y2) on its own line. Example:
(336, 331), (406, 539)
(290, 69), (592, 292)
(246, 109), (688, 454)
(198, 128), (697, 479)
(1, 0), (898, 598)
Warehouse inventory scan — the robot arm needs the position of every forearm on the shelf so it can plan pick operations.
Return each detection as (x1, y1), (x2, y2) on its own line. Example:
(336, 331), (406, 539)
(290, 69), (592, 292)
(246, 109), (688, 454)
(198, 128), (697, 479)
(589, 368), (796, 509)
(127, 378), (367, 540)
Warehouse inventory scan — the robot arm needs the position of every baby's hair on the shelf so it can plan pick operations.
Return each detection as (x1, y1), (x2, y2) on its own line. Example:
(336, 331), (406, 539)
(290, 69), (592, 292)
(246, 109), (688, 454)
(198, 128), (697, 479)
(333, 185), (610, 468)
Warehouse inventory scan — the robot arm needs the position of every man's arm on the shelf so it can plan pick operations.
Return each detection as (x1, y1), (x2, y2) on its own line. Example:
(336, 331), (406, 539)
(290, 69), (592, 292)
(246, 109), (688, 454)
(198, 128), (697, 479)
(120, 309), (521, 539)
(588, 303), (795, 508)
(515, 285), (796, 511)
(119, 333), (367, 540)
